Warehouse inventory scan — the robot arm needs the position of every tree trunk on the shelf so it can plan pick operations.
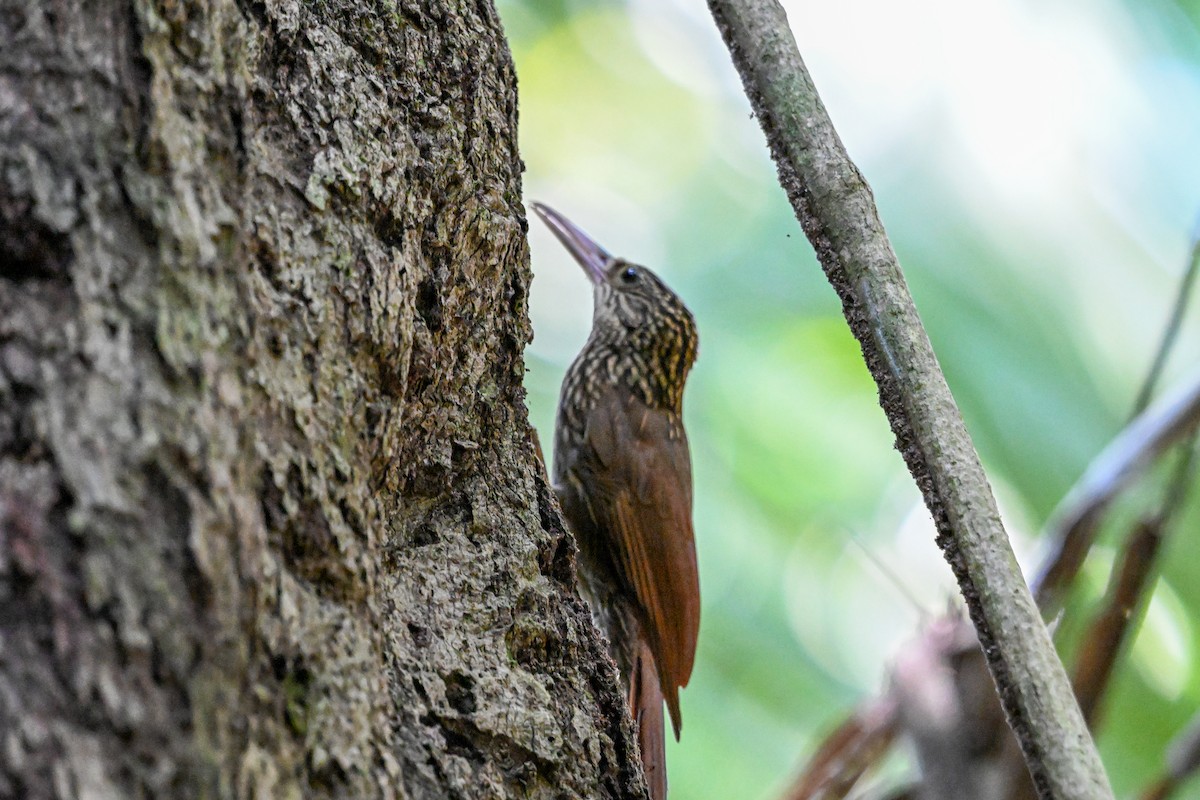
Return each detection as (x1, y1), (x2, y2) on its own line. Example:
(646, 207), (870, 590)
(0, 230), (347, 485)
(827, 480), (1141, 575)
(0, 1), (645, 797)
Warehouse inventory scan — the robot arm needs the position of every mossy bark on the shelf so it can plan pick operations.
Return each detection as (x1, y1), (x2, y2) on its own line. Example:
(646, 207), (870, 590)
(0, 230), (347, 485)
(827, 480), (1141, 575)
(0, 1), (644, 797)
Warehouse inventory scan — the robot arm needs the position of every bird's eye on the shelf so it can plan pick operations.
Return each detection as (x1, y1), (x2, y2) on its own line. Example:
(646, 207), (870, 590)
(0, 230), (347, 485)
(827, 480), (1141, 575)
(620, 266), (639, 284)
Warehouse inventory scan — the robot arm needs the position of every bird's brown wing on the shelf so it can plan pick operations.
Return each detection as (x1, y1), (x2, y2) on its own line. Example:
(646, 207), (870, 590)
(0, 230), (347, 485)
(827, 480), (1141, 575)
(583, 388), (700, 738)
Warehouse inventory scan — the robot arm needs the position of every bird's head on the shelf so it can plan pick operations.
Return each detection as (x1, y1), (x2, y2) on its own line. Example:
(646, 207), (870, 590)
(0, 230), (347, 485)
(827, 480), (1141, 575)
(532, 202), (698, 401)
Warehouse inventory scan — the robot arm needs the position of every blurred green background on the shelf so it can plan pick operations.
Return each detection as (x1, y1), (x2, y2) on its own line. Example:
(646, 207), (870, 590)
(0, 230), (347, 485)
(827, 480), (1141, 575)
(496, 0), (1200, 796)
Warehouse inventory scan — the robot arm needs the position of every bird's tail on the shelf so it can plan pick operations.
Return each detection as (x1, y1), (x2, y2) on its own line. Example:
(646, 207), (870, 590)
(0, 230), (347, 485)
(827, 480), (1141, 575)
(630, 636), (667, 800)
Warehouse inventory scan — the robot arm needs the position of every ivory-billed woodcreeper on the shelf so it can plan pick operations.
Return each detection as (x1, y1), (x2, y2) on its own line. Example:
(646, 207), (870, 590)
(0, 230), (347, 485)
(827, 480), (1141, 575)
(533, 203), (700, 800)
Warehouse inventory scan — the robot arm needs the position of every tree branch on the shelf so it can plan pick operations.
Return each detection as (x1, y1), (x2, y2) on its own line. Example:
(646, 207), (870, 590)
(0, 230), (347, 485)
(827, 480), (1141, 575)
(1033, 371), (1200, 614)
(705, 2), (1113, 797)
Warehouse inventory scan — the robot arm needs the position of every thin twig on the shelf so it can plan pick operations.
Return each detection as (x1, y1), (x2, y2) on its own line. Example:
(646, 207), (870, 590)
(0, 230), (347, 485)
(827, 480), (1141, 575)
(1070, 437), (1197, 726)
(1131, 232), (1200, 416)
(1033, 371), (1200, 614)
(1158, 431), (1200, 519)
(1035, 224), (1200, 615)
(1070, 519), (1162, 726)
(779, 699), (898, 800)
(705, 2), (1113, 798)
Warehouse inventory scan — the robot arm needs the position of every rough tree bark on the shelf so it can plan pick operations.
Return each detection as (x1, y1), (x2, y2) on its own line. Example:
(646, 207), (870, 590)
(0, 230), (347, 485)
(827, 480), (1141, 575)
(0, 1), (646, 798)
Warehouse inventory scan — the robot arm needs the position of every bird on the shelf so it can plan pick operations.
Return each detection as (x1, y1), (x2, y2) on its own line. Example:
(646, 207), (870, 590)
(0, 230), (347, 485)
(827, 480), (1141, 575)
(532, 202), (700, 800)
